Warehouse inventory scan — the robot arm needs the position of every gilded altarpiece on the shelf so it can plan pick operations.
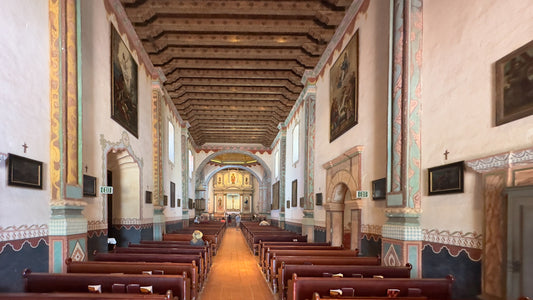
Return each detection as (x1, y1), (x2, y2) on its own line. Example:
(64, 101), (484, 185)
(213, 170), (253, 216)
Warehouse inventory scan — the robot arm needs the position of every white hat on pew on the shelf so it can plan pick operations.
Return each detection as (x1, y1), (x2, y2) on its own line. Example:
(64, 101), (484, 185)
(193, 230), (203, 239)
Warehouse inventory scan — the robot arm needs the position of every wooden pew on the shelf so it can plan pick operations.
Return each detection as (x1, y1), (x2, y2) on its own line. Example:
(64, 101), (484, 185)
(66, 259), (199, 300)
(262, 247), (349, 273)
(258, 241), (331, 259)
(269, 256), (381, 292)
(278, 263), (412, 300)
(287, 274), (454, 300)
(93, 252), (205, 286)
(250, 234), (308, 254)
(0, 292), (177, 299)
(260, 244), (340, 269)
(265, 249), (359, 283)
(114, 246), (211, 272)
(139, 240), (216, 257)
(22, 269), (190, 300)
(312, 293), (428, 300)
(163, 233), (219, 254)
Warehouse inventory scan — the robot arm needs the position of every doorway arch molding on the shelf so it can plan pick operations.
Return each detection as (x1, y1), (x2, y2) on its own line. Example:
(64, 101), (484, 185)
(98, 132), (144, 227)
(322, 146), (363, 249)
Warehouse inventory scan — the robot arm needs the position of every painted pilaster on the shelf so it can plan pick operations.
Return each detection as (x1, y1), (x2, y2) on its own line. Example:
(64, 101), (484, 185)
(151, 82), (165, 239)
(302, 75), (317, 241)
(278, 125), (287, 229)
(48, 0), (87, 272)
(383, 0), (423, 276)
(259, 184), (269, 214)
(181, 126), (190, 227)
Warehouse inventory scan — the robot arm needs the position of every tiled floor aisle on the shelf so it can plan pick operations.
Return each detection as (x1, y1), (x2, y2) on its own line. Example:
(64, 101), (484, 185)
(198, 227), (276, 300)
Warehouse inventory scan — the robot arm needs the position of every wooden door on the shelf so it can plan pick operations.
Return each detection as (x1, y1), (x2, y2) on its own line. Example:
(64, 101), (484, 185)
(506, 186), (533, 299)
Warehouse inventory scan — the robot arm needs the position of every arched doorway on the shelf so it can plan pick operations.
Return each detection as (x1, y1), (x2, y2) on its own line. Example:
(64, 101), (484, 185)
(323, 146), (363, 250)
(325, 183), (351, 247)
(106, 149), (141, 247)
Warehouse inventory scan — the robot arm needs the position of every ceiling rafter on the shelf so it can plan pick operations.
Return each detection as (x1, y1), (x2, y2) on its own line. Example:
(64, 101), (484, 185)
(121, 0), (349, 146)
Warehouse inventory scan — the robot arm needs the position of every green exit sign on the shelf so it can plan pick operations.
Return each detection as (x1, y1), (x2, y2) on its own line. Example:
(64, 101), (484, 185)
(356, 190), (369, 198)
(100, 186), (113, 194)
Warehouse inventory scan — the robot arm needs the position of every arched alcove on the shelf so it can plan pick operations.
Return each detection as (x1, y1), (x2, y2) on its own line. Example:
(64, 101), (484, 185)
(323, 146), (363, 250)
(106, 149), (141, 247)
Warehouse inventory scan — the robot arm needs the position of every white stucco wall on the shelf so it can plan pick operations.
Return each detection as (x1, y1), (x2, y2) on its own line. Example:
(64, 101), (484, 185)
(420, 0), (533, 233)
(0, 0), (50, 231)
(81, 0), (155, 226)
(313, 0), (390, 228)
(284, 106), (305, 222)
(162, 103), (184, 220)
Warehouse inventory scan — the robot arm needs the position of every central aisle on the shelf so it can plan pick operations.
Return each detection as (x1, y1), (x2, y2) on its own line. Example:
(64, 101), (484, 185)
(198, 227), (275, 300)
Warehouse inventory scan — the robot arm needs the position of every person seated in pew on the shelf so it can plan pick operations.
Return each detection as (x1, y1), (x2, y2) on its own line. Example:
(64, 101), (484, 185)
(259, 219), (270, 226)
(190, 230), (205, 246)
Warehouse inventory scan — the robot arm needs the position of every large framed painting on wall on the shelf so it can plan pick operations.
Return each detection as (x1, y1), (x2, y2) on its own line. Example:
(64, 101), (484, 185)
(111, 25), (138, 137)
(495, 39), (533, 125)
(330, 30), (359, 142)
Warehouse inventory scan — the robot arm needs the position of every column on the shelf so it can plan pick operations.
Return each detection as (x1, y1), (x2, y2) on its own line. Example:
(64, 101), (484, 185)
(48, 0), (87, 272)
(181, 126), (190, 227)
(301, 75), (317, 242)
(278, 125), (287, 229)
(383, 0), (423, 276)
(151, 82), (165, 240)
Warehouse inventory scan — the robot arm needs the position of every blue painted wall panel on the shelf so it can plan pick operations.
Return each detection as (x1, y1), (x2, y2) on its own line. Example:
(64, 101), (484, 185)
(314, 228), (326, 243)
(422, 246), (481, 300)
(0, 240), (48, 292)
(87, 234), (109, 260)
(360, 235), (381, 257)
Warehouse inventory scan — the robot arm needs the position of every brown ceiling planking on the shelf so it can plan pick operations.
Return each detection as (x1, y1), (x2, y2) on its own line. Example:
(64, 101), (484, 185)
(121, 0), (349, 146)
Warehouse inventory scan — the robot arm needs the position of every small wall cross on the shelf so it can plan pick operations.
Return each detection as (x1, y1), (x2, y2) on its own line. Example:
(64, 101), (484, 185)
(22, 143), (28, 153)
(443, 149), (450, 160)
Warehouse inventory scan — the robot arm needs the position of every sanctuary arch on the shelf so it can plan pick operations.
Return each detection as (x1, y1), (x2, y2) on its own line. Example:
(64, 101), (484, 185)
(195, 150), (272, 219)
(323, 146), (363, 250)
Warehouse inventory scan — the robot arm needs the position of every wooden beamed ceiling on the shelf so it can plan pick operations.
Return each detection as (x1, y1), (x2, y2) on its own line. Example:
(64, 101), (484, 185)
(121, 0), (351, 147)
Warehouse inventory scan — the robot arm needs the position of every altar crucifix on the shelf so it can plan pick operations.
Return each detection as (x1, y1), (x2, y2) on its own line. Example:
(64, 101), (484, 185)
(443, 149), (450, 160)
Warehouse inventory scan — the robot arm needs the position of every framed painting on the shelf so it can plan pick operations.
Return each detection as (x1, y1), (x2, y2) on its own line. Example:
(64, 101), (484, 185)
(83, 175), (97, 197)
(170, 182), (175, 207)
(177, 198), (181, 207)
(111, 25), (138, 137)
(299, 197), (304, 208)
(428, 161), (464, 195)
(8, 153), (43, 189)
(272, 181), (280, 210)
(291, 180), (298, 207)
(286, 200), (291, 209)
(495, 39), (533, 125)
(316, 193), (323, 206)
(164, 195), (168, 206)
(372, 177), (386, 200)
(330, 31), (359, 142)
(145, 191), (152, 204)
